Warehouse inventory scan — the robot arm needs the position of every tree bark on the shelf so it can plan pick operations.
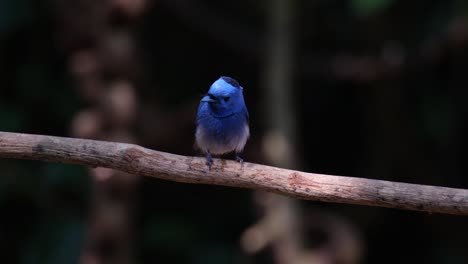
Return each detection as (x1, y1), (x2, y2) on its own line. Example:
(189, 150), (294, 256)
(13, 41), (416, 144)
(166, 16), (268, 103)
(1, 131), (467, 215)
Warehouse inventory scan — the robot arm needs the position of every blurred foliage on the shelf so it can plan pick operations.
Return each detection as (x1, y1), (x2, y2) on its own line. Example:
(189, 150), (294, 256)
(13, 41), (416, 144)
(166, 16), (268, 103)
(0, 0), (34, 33)
(352, 0), (392, 17)
(1, 0), (468, 263)
(0, 160), (89, 263)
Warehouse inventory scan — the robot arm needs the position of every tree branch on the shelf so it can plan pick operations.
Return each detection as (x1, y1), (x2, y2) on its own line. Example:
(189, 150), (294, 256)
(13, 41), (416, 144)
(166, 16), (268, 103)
(1, 131), (467, 215)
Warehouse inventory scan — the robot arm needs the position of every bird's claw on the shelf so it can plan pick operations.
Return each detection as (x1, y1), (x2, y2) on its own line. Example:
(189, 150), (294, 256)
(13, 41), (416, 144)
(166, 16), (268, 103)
(235, 154), (244, 164)
(206, 152), (213, 169)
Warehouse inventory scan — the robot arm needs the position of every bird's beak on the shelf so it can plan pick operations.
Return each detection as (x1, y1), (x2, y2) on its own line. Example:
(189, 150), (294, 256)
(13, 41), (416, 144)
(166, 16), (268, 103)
(201, 95), (216, 103)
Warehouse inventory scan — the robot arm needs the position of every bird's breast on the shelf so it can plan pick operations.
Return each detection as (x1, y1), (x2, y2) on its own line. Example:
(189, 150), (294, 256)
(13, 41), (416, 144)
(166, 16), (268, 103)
(195, 113), (249, 155)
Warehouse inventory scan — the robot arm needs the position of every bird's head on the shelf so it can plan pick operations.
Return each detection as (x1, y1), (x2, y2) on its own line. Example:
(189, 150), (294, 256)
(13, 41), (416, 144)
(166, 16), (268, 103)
(201, 76), (246, 115)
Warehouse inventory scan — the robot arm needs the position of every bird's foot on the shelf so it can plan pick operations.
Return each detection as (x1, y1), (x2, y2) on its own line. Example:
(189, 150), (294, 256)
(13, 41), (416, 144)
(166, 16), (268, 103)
(235, 154), (244, 164)
(206, 152), (213, 169)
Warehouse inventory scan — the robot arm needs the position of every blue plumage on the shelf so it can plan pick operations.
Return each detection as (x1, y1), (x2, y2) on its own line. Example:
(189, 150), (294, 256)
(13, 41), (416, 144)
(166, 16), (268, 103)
(195, 76), (250, 168)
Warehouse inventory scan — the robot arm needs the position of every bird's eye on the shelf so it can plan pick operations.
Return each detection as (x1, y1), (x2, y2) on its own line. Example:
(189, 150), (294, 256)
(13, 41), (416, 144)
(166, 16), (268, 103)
(224, 97), (230, 102)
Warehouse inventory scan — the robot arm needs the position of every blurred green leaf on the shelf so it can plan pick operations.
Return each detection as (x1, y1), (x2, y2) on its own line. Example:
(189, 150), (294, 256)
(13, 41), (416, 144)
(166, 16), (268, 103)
(43, 163), (89, 188)
(142, 216), (197, 248)
(420, 94), (457, 147)
(0, 0), (34, 33)
(0, 107), (27, 131)
(22, 219), (85, 264)
(455, 0), (468, 15)
(0, 160), (43, 199)
(352, 0), (392, 17)
(190, 243), (250, 264)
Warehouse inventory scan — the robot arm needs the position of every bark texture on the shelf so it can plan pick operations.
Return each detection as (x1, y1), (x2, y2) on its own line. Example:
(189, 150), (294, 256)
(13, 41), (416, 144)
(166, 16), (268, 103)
(1, 131), (467, 215)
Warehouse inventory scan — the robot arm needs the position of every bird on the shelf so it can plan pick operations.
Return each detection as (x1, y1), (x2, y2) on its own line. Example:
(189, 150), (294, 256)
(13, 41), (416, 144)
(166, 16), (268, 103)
(195, 76), (250, 169)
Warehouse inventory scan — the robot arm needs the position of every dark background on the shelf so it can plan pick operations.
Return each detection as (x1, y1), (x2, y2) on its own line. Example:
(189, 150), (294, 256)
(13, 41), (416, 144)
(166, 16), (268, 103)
(1, 0), (467, 263)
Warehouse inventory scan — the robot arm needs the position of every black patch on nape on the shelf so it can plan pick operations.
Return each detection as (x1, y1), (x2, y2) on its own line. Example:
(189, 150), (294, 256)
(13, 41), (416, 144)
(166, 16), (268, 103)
(207, 93), (217, 100)
(221, 76), (241, 89)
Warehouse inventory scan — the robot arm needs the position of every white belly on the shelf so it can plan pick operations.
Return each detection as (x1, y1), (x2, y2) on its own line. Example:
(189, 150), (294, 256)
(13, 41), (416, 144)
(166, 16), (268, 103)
(195, 123), (249, 155)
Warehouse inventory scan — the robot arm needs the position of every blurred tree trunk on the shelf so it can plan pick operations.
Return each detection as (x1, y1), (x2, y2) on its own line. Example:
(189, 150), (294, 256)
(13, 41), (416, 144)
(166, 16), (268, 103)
(54, 1), (147, 263)
(242, 0), (304, 262)
(241, 1), (362, 263)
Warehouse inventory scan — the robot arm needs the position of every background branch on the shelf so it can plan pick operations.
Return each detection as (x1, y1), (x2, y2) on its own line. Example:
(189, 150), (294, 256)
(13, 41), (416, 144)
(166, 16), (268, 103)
(1, 131), (467, 215)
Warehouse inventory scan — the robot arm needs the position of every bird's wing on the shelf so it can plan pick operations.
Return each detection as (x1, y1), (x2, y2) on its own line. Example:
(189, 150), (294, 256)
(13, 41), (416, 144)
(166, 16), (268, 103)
(243, 106), (249, 123)
(196, 103), (205, 124)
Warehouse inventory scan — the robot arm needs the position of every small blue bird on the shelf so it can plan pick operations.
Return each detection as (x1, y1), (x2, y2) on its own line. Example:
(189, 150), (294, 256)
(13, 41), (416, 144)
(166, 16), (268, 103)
(195, 76), (250, 168)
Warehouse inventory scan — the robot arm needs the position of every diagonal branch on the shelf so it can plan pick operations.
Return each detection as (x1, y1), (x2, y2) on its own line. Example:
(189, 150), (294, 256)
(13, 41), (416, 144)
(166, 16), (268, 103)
(1, 131), (467, 215)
